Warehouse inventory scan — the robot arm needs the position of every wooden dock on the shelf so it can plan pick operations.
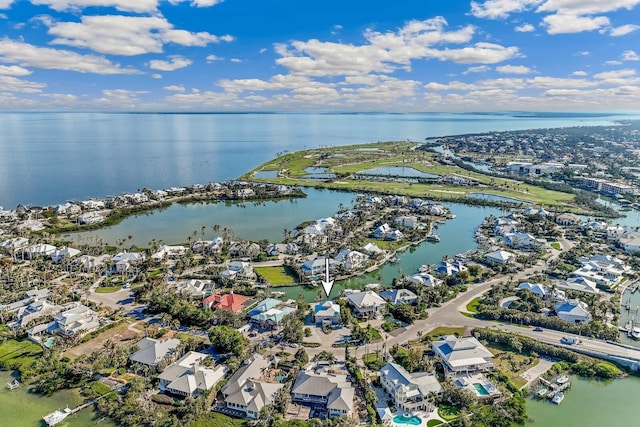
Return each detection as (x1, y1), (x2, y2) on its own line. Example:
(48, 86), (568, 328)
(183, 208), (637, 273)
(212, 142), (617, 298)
(538, 377), (571, 401)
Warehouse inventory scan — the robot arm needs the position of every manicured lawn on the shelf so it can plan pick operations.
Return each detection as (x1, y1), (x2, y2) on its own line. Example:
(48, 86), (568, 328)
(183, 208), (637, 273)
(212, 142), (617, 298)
(95, 285), (122, 293)
(361, 238), (399, 251)
(425, 326), (464, 341)
(254, 265), (298, 285)
(438, 405), (460, 421)
(465, 298), (480, 313)
(551, 242), (562, 250)
(427, 420), (444, 427)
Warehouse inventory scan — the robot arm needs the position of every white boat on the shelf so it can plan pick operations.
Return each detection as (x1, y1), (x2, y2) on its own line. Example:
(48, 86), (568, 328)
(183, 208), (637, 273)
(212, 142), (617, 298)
(426, 234), (440, 242)
(556, 375), (569, 385)
(551, 391), (564, 404)
(536, 387), (548, 397)
(631, 327), (640, 339)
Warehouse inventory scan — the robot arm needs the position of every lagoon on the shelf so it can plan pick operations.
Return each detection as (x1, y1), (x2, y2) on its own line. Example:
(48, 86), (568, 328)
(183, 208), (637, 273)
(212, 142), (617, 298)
(356, 166), (439, 179)
(64, 188), (355, 247)
(468, 193), (532, 204)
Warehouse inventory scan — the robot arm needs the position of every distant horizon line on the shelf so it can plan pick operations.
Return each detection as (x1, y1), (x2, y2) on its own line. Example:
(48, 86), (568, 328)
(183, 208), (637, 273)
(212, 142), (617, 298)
(0, 110), (638, 116)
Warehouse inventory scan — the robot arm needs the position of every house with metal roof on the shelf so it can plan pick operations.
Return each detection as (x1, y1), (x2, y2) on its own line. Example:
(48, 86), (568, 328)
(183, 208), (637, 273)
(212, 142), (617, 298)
(291, 364), (355, 419)
(431, 335), (495, 376)
(158, 351), (226, 398)
(220, 354), (284, 419)
(345, 290), (386, 319)
(129, 337), (181, 368)
(380, 362), (441, 413)
(248, 298), (297, 328)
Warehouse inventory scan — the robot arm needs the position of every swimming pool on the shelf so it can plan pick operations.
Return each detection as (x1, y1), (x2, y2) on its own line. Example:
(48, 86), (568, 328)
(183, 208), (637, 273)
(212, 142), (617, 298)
(474, 383), (490, 396)
(392, 414), (422, 425)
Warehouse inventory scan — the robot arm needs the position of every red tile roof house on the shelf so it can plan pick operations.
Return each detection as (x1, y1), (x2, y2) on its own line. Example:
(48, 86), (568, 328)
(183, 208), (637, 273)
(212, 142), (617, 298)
(203, 292), (250, 313)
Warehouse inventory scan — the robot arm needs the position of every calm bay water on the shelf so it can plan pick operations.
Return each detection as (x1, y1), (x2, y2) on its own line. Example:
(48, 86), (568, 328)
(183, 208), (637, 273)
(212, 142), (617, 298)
(0, 371), (117, 427)
(65, 188), (355, 246)
(1, 112), (635, 208)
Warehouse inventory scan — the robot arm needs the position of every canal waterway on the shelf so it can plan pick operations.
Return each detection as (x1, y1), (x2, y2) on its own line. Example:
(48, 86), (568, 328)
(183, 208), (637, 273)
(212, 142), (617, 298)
(526, 374), (640, 426)
(0, 370), (116, 427)
(273, 202), (503, 302)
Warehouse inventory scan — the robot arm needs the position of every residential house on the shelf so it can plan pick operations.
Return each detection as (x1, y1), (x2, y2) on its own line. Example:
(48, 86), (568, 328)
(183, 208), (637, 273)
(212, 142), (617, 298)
(556, 277), (599, 294)
(248, 298), (297, 328)
(220, 261), (256, 281)
(334, 249), (369, 271)
(77, 211), (104, 224)
(158, 351), (227, 398)
(129, 337), (182, 368)
(220, 354), (284, 419)
(313, 301), (341, 326)
(192, 237), (224, 254)
(556, 213), (581, 226)
(10, 299), (61, 330)
(380, 362), (442, 413)
(407, 273), (440, 288)
(228, 241), (261, 259)
(345, 290), (386, 319)
(394, 215), (418, 229)
(503, 232), (544, 249)
(52, 304), (101, 336)
(431, 335), (495, 376)
(517, 282), (549, 299)
(203, 292), (250, 313)
(151, 245), (187, 262)
(620, 236), (640, 254)
(362, 242), (384, 255)
(291, 364), (355, 418)
(372, 223), (392, 239)
(300, 257), (338, 276)
(379, 288), (418, 306)
(112, 251), (145, 274)
(434, 261), (468, 276)
(51, 247), (81, 264)
(484, 250), (515, 265)
(555, 299), (591, 324)
(175, 279), (211, 297)
(25, 243), (56, 259)
(302, 217), (336, 236)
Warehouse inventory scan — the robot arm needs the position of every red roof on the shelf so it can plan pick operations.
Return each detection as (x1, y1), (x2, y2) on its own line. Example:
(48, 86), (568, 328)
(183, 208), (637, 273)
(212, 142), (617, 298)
(203, 293), (249, 312)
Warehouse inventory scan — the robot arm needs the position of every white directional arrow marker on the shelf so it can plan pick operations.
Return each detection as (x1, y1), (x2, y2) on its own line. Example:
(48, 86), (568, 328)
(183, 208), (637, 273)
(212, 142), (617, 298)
(321, 257), (334, 298)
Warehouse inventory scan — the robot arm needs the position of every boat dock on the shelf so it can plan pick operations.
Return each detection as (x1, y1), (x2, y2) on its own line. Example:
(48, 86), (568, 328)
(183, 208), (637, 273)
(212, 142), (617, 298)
(536, 376), (572, 402)
(43, 386), (124, 426)
(6, 379), (20, 390)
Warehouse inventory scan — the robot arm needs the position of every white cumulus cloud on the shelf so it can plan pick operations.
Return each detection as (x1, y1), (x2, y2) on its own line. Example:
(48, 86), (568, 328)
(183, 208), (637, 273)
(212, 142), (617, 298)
(542, 13), (609, 34)
(470, 0), (543, 19)
(496, 64), (532, 74)
(47, 15), (233, 56)
(609, 24), (640, 36)
(0, 38), (138, 74)
(0, 65), (32, 75)
(31, 0), (159, 13)
(622, 50), (640, 61)
(514, 23), (535, 32)
(148, 55), (192, 71)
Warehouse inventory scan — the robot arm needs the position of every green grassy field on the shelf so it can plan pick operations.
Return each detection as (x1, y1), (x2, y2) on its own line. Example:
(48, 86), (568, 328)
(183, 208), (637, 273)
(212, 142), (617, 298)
(254, 265), (298, 285)
(245, 141), (581, 210)
(95, 286), (122, 293)
(0, 339), (43, 371)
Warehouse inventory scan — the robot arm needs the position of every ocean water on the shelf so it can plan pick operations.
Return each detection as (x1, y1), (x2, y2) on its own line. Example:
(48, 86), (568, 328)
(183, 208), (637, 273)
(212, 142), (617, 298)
(1, 111), (636, 208)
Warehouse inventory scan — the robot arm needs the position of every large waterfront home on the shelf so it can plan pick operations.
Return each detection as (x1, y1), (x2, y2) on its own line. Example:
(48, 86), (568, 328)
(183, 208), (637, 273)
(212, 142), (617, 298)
(248, 298), (297, 328)
(220, 354), (284, 419)
(313, 301), (341, 326)
(291, 364), (355, 418)
(379, 288), (418, 306)
(129, 337), (181, 368)
(484, 250), (515, 265)
(345, 290), (386, 319)
(431, 335), (495, 376)
(380, 362), (441, 413)
(158, 351), (226, 398)
(203, 292), (250, 313)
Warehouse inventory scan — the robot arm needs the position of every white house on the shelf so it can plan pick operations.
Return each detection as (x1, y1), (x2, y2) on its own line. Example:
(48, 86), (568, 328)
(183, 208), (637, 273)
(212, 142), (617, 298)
(300, 257), (338, 276)
(129, 337), (181, 368)
(407, 273), (440, 288)
(517, 282), (548, 299)
(334, 249), (369, 271)
(556, 277), (599, 294)
(314, 301), (341, 326)
(158, 351), (227, 398)
(51, 247), (81, 264)
(484, 250), (515, 265)
(221, 354), (284, 419)
(345, 290), (386, 318)
(394, 215), (418, 229)
(380, 362), (441, 413)
(555, 299), (591, 324)
(379, 288), (418, 306)
(112, 252), (145, 273)
(151, 245), (187, 262)
(431, 335), (495, 376)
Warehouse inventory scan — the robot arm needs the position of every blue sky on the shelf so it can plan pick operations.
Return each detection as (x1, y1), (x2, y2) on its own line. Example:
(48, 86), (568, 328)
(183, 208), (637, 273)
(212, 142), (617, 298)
(0, 0), (639, 111)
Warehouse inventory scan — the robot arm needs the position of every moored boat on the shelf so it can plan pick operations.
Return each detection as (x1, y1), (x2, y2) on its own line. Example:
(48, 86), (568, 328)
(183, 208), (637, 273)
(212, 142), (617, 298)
(631, 327), (640, 339)
(552, 391), (564, 404)
(557, 375), (569, 384)
(536, 387), (548, 398)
